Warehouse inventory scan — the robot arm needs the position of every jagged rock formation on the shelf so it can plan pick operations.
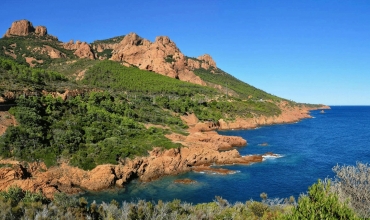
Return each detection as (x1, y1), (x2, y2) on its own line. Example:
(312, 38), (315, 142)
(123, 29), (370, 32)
(110, 33), (212, 85)
(3, 19), (48, 37)
(63, 40), (95, 59)
(2, 19), (221, 86)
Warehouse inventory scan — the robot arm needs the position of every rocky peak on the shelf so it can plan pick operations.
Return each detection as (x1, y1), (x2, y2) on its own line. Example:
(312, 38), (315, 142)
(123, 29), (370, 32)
(187, 54), (217, 71)
(155, 36), (171, 45)
(111, 33), (206, 86)
(198, 54), (217, 69)
(119, 32), (149, 47)
(3, 19), (48, 38)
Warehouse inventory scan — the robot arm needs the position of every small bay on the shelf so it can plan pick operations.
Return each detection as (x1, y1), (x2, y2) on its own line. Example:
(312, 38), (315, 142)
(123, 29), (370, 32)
(83, 106), (370, 204)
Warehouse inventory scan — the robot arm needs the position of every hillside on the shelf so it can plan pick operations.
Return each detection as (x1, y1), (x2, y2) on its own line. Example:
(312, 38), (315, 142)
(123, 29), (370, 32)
(0, 19), (328, 198)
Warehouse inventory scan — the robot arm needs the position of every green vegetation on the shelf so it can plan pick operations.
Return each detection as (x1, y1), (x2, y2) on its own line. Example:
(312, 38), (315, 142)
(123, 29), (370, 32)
(96, 49), (113, 59)
(0, 94), (183, 169)
(0, 58), (283, 169)
(0, 25), (359, 220)
(0, 35), (76, 68)
(0, 186), (49, 219)
(164, 54), (175, 63)
(81, 60), (217, 96)
(0, 57), (68, 93)
(0, 187), (291, 219)
(284, 180), (358, 219)
(91, 35), (126, 45)
(81, 60), (281, 121)
(1, 163), (367, 219)
(193, 66), (281, 101)
(46, 58), (99, 79)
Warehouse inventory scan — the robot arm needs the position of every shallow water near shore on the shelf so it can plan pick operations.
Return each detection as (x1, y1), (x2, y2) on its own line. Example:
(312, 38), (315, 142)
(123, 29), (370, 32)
(83, 106), (370, 204)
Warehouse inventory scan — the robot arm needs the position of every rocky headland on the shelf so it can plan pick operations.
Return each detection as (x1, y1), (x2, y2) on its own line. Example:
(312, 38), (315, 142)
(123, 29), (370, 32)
(0, 19), (331, 199)
(0, 103), (328, 199)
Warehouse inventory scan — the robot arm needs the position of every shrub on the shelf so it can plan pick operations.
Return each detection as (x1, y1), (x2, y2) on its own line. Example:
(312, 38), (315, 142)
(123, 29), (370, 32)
(283, 180), (359, 219)
(331, 162), (370, 218)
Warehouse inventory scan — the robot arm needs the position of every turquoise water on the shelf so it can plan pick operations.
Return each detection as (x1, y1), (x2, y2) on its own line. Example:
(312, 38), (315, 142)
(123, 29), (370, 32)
(83, 106), (370, 204)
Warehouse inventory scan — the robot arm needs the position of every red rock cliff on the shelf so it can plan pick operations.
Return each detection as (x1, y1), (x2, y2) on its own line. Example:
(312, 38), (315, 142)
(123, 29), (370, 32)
(110, 33), (208, 85)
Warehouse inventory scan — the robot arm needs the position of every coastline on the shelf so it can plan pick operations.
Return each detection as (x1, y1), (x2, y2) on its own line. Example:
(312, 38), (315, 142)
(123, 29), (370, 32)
(0, 103), (329, 199)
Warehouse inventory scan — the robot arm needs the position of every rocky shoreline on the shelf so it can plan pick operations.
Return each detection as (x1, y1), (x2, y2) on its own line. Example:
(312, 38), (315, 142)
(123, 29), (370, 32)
(0, 103), (329, 199)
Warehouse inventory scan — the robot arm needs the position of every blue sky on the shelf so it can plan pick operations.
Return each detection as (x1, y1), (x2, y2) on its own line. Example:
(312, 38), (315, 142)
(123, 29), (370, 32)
(1, 0), (370, 105)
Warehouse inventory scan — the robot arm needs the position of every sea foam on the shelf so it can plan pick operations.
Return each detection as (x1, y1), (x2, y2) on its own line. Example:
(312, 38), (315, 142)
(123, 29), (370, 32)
(262, 154), (283, 161)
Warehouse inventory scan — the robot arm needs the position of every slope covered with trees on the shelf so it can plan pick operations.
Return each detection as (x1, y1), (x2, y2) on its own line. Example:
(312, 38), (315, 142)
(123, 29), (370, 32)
(193, 66), (279, 101)
(0, 58), (283, 169)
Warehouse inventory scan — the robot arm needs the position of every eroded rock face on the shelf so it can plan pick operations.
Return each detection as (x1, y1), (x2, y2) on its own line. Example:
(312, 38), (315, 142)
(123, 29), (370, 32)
(34, 26), (47, 36)
(4, 20), (34, 37)
(43, 45), (66, 59)
(3, 20), (48, 37)
(110, 33), (207, 85)
(63, 40), (95, 59)
(198, 54), (217, 70)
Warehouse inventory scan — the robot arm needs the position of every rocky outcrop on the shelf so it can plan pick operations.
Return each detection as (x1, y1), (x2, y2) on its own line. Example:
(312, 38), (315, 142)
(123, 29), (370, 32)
(3, 20), (220, 87)
(34, 26), (47, 36)
(198, 54), (217, 70)
(3, 20), (48, 38)
(186, 54), (217, 71)
(63, 40), (95, 59)
(43, 45), (66, 59)
(0, 141), (257, 198)
(0, 114), (251, 198)
(0, 103), (328, 198)
(110, 33), (207, 86)
(25, 57), (43, 67)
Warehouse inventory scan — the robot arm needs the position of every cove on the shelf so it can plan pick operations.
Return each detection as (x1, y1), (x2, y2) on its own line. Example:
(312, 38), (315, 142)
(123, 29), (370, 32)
(83, 106), (370, 204)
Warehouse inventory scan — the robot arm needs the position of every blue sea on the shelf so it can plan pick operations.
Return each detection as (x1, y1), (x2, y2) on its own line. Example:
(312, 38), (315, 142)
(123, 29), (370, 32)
(83, 106), (370, 204)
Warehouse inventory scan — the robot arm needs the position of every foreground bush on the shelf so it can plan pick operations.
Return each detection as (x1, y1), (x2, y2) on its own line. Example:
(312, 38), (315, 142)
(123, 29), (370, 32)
(331, 162), (370, 218)
(0, 188), (292, 219)
(282, 180), (359, 220)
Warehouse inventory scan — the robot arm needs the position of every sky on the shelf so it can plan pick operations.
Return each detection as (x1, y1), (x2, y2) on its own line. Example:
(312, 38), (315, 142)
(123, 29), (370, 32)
(1, 0), (370, 105)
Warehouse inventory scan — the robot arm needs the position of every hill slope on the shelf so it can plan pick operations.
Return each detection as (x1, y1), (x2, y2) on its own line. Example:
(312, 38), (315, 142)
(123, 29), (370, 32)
(0, 19), (326, 172)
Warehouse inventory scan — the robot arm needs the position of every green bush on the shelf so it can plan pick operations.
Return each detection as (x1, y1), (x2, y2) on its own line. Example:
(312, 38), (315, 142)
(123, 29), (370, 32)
(283, 180), (359, 219)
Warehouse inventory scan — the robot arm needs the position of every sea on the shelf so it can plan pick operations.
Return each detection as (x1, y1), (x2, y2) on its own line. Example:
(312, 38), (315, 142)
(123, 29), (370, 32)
(83, 106), (370, 204)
